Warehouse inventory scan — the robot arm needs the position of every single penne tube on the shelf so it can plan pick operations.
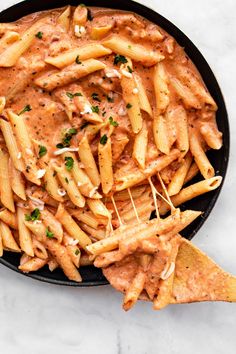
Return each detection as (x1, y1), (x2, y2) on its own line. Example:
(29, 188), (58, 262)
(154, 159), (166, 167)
(53, 164), (85, 208)
(0, 31), (19, 50)
(0, 221), (20, 252)
(0, 96), (6, 113)
(134, 73), (152, 116)
(112, 186), (146, 202)
(66, 245), (81, 268)
(17, 207), (34, 257)
(0, 149), (15, 212)
(56, 204), (92, 249)
(132, 120), (148, 169)
(44, 164), (65, 202)
(0, 119), (25, 172)
(120, 59), (142, 134)
(35, 59), (106, 91)
(189, 128), (215, 179)
(174, 105), (189, 157)
(167, 153), (192, 196)
(103, 35), (164, 66)
(153, 62), (170, 113)
(71, 209), (99, 229)
(184, 162), (199, 185)
(0, 18), (45, 67)
(200, 121), (222, 150)
(19, 257), (47, 272)
(153, 114), (170, 155)
(6, 110), (40, 185)
(123, 270), (146, 311)
(24, 220), (47, 242)
(170, 77), (201, 109)
(94, 249), (123, 268)
(48, 257), (59, 271)
(45, 43), (111, 68)
(78, 136), (101, 187)
(74, 93), (103, 124)
(9, 158), (26, 200)
(86, 212), (180, 255)
(87, 199), (111, 220)
(0, 208), (17, 229)
(62, 152), (101, 199)
(90, 24), (113, 40)
(80, 223), (106, 241)
(115, 149), (180, 191)
(45, 238), (82, 282)
(32, 238), (48, 260)
(98, 136), (113, 194)
(57, 6), (71, 31)
(174, 64), (217, 110)
(159, 176), (222, 215)
(73, 4), (87, 26)
(37, 208), (63, 243)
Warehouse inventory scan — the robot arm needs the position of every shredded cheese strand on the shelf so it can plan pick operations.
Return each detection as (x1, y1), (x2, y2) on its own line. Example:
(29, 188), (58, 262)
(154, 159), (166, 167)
(148, 177), (160, 220)
(111, 195), (123, 226)
(128, 188), (140, 223)
(157, 172), (175, 211)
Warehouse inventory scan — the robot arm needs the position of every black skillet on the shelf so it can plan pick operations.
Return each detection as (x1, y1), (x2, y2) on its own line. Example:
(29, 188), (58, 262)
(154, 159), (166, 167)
(0, 0), (229, 287)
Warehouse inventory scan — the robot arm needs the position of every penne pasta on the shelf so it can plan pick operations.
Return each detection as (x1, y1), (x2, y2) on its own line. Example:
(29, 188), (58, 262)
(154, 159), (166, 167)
(175, 106), (189, 157)
(90, 24), (113, 40)
(57, 6), (71, 31)
(120, 59), (142, 134)
(0, 96), (6, 113)
(0, 209), (18, 229)
(87, 199), (111, 221)
(6, 110), (40, 185)
(0, 149), (15, 212)
(98, 136), (113, 194)
(71, 209), (99, 229)
(17, 207), (34, 257)
(153, 62), (170, 113)
(103, 35), (164, 66)
(189, 128), (215, 179)
(184, 162), (199, 185)
(66, 245), (81, 268)
(159, 176), (222, 215)
(123, 270), (146, 311)
(19, 257), (47, 272)
(153, 114), (170, 155)
(38, 208), (63, 243)
(170, 77), (201, 109)
(167, 153), (192, 196)
(56, 204), (92, 249)
(73, 4), (88, 26)
(35, 59), (106, 91)
(200, 121), (223, 150)
(0, 221), (20, 252)
(78, 136), (101, 187)
(0, 119), (25, 172)
(45, 43), (111, 68)
(9, 158), (26, 200)
(73, 91), (103, 124)
(132, 120), (148, 169)
(134, 73), (152, 116)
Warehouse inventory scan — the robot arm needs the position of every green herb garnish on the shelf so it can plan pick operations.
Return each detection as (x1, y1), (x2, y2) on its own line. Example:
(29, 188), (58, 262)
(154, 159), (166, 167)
(75, 249), (80, 255)
(100, 134), (108, 145)
(126, 103), (132, 109)
(91, 93), (101, 102)
(127, 65), (133, 73)
(114, 54), (128, 65)
(109, 116), (118, 127)
(106, 95), (114, 103)
(66, 92), (82, 99)
(46, 227), (54, 239)
(65, 156), (74, 171)
(18, 104), (32, 115)
(65, 177), (69, 184)
(75, 55), (82, 64)
(35, 31), (43, 39)
(91, 105), (99, 113)
(25, 208), (41, 221)
(38, 145), (47, 158)
(56, 128), (78, 148)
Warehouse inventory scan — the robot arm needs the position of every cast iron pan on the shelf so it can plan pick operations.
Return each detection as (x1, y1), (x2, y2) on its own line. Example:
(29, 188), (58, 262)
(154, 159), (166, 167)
(0, 0), (229, 287)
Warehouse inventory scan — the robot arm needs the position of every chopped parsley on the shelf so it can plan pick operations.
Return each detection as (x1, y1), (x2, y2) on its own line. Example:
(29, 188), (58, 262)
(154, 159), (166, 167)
(128, 45), (132, 49)
(102, 111), (106, 117)
(91, 105), (99, 113)
(18, 104), (32, 115)
(126, 103), (132, 109)
(65, 177), (69, 184)
(109, 116), (118, 127)
(56, 128), (78, 148)
(25, 208), (41, 221)
(91, 92), (101, 102)
(46, 227), (54, 239)
(114, 54), (128, 65)
(127, 65), (133, 73)
(106, 95), (114, 103)
(66, 92), (82, 99)
(75, 55), (82, 64)
(75, 249), (80, 255)
(100, 134), (108, 145)
(35, 31), (43, 39)
(38, 145), (47, 158)
(65, 156), (74, 171)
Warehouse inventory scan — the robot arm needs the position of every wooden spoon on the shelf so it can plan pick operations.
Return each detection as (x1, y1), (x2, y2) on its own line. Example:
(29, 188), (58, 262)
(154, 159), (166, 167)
(170, 239), (236, 304)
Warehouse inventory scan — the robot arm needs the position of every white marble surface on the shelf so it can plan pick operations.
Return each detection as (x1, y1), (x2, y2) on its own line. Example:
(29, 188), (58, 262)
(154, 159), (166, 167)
(0, 0), (235, 353)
